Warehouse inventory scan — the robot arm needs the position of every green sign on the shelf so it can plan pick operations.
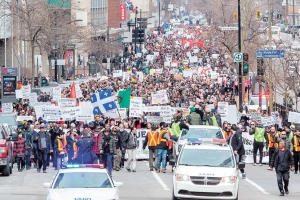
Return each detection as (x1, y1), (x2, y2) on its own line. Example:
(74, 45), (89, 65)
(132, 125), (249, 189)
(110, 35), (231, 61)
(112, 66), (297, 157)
(48, 0), (71, 8)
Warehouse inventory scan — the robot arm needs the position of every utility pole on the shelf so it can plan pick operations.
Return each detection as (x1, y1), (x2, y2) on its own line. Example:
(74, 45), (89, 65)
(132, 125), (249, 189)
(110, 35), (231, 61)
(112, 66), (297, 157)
(134, 7), (138, 53)
(158, 0), (161, 34)
(293, 0), (295, 26)
(268, 0), (273, 113)
(238, 0), (242, 107)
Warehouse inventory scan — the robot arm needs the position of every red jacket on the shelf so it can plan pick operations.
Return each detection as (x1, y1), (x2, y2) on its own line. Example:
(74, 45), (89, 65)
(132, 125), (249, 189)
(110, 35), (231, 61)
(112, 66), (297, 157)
(92, 134), (102, 155)
(13, 137), (28, 157)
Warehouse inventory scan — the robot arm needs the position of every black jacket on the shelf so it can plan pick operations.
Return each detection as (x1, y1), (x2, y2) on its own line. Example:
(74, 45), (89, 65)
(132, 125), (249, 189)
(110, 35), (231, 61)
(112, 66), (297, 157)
(270, 148), (294, 171)
(228, 130), (245, 155)
(111, 132), (123, 150)
(36, 131), (53, 153)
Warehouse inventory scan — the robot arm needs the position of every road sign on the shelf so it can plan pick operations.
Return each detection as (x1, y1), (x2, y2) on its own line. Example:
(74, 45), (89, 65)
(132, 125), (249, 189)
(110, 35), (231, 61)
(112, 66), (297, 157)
(256, 50), (285, 58)
(221, 27), (238, 31)
(234, 52), (243, 62)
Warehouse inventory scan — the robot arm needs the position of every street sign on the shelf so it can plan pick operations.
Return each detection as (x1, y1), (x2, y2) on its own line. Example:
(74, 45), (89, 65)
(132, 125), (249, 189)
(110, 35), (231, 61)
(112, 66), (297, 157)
(221, 27), (238, 31)
(256, 50), (285, 58)
(233, 52), (243, 62)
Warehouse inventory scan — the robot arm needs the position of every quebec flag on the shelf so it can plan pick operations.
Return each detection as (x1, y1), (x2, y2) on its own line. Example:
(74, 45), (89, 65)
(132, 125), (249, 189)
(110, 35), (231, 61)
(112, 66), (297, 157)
(90, 90), (117, 115)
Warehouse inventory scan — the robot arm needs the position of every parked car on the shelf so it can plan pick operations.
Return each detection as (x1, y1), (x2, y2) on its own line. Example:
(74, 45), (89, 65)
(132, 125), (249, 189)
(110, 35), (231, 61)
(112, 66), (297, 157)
(0, 123), (17, 176)
(0, 113), (18, 131)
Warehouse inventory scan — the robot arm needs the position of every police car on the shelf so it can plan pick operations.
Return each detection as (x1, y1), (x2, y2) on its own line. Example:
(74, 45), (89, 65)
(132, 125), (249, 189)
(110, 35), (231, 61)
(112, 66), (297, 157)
(170, 138), (245, 200)
(43, 164), (123, 200)
(174, 126), (224, 158)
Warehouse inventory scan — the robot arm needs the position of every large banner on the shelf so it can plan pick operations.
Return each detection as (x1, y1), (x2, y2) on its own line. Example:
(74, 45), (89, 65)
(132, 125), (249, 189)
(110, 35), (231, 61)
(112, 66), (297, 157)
(242, 132), (269, 164)
(125, 129), (150, 159)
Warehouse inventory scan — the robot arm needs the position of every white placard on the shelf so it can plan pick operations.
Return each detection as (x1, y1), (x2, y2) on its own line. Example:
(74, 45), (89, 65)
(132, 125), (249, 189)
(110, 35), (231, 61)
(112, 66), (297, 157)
(189, 56), (198, 63)
(146, 116), (164, 124)
(137, 71), (144, 82)
(143, 106), (161, 112)
(193, 48), (199, 53)
(154, 52), (159, 56)
(22, 85), (31, 99)
(146, 55), (154, 61)
(76, 115), (94, 122)
(123, 72), (130, 81)
(29, 93), (38, 106)
(151, 90), (169, 105)
(171, 62), (178, 67)
(136, 53), (142, 58)
(52, 87), (61, 101)
(62, 107), (82, 121)
(47, 116), (64, 122)
(16, 116), (34, 121)
(166, 55), (172, 62)
(164, 61), (171, 67)
(271, 111), (280, 125)
(58, 98), (76, 107)
(113, 70), (123, 78)
(118, 108), (127, 119)
(2, 103), (13, 113)
(183, 70), (193, 78)
(218, 102), (229, 122)
(75, 84), (83, 98)
(288, 111), (300, 124)
(210, 72), (219, 79)
(34, 105), (61, 119)
(261, 116), (274, 126)
(16, 90), (23, 98)
(129, 97), (143, 117)
(227, 105), (237, 124)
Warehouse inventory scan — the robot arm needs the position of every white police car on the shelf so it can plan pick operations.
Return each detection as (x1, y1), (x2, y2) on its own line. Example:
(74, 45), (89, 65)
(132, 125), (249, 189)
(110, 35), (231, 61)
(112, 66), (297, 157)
(43, 164), (123, 200)
(175, 126), (225, 158)
(170, 138), (245, 200)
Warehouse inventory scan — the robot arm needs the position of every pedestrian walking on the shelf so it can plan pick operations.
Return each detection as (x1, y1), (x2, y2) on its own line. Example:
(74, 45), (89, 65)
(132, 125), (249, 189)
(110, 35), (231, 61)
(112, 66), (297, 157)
(270, 141), (294, 196)
(267, 126), (279, 170)
(36, 125), (53, 173)
(143, 124), (158, 171)
(124, 127), (138, 172)
(249, 121), (268, 166)
(92, 128), (102, 163)
(156, 122), (172, 173)
(13, 131), (27, 172)
(118, 124), (129, 169)
(277, 130), (293, 151)
(54, 132), (67, 170)
(291, 127), (300, 174)
(99, 129), (117, 176)
(228, 126), (246, 178)
(76, 130), (98, 164)
(111, 127), (122, 171)
(66, 130), (78, 164)
(21, 121), (32, 170)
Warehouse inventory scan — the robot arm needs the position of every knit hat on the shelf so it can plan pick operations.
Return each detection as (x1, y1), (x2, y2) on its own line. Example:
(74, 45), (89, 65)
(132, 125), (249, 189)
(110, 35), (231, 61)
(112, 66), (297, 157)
(189, 107), (196, 112)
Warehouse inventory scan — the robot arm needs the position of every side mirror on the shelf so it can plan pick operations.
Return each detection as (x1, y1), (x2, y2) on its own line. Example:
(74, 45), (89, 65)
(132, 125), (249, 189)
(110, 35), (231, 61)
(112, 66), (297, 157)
(43, 183), (51, 188)
(114, 182), (123, 187)
(238, 162), (245, 169)
(170, 135), (178, 142)
(169, 159), (176, 166)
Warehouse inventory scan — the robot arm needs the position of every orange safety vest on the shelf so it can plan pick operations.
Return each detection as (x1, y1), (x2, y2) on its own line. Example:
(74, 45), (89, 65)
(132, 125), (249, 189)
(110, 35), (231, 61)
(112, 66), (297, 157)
(293, 136), (300, 152)
(73, 142), (78, 159)
(147, 131), (158, 147)
(223, 130), (233, 140)
(157, 130), (169, 146)
(268, 133), (278, 149)
(57, 138), (67, 154)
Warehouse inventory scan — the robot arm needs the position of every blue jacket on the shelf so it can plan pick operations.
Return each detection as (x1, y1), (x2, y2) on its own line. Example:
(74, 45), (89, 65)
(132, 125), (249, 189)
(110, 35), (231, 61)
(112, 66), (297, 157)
(76, 137), (97, 164)
(37, 131), (53, 153)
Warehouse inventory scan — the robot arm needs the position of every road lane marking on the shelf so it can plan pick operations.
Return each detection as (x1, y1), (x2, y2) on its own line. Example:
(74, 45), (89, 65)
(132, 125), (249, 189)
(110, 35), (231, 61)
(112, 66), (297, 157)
(245, 178), (270, 195)
(144, 162), (170, 191)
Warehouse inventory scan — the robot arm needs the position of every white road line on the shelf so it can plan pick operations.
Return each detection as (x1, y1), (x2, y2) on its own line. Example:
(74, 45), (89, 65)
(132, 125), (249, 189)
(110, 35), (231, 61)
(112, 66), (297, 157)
(144, 161), (170, 191)
(245, 178), (270, 195)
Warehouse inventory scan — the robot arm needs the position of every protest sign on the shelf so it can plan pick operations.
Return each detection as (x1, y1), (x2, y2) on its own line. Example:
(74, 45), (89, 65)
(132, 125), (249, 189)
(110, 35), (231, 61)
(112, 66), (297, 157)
(164, 62), (171, 67)
(129, 97), (143, 117)
(16, 90), (22, 98)
(58, 98), (76, 107)
(171, 62), (178, 67)
(124, 129), (150, 159)
(52, 87), (61, 100)
(47, 116), (64, 122)
(189, 56), (198, 63)
(151, 90), (169, 105)
(62, 107), (82, 120)
(288, 111), (300, 124)
(261, 116), (274, 126)
(76, 115), (94, 122)
(251, 112), (262, 123)
(2, 103), (13, 113)
(147, 116), (164, 124)
(118, 108), (127, 119)
(29, 93), (38, 106)
(34, 105), (61, 119)
(113, 70), (123, 78)
(22, 85), (31, 99)
(137, 71), (144, 82)
(123, 72), (130, 81)
(271, 111), (280, 125)
(143, 106), (161, 112)
(75, 84), (83, 98)
(17, 116), (34, 121)
(218, 102), (228, 122)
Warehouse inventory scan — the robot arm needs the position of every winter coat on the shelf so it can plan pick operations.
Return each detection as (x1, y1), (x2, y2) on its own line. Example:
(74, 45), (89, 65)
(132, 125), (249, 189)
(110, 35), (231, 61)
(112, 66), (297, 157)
(118, 130), (129, 149)
(99, 134), (117, 154)
(188, 112), (202, 125)
(92, 134), (102, 154)
(13, 137), (27, 157)
(76, 136), (97, 164)
(124, 133), (138, 149)
(111, 132), (123, 150)
(228, 130), (245, 156)
(270, 148), (294, 171)
(37, 131), (53, 153)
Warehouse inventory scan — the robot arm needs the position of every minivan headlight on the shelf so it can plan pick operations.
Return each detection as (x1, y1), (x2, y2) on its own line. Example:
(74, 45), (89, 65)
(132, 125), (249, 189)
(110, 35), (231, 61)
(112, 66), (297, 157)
(222, 176), (237, 184)
(0, 147), (5, 153)
(175, 173), (190, 181)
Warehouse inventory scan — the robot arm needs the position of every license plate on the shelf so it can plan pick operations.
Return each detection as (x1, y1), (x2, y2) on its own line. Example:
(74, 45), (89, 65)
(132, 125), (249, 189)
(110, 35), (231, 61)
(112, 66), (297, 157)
(74, 198), (92, 200)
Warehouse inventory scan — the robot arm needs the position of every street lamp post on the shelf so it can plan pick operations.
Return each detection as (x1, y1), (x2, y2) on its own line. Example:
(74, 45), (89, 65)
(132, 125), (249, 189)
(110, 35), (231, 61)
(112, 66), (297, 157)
(238, 0), (243, 107)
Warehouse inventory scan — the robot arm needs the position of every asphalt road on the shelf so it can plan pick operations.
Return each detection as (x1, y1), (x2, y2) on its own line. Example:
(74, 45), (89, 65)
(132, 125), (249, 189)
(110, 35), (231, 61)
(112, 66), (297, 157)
(1, 161), (300, 200)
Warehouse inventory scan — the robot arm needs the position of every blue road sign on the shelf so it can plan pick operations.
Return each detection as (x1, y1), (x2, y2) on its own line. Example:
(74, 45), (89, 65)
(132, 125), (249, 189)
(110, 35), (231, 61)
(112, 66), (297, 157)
(256, 50), (285, 58)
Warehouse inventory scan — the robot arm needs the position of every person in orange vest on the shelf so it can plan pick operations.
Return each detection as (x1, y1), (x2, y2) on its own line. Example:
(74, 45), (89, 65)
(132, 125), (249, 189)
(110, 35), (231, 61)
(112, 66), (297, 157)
(54, 132), (67, 169)
(266, 126), (279, 170)
(143, 124), (159, 171)
(156, 122), (172, 173)
(291, 127), (300, 174)
(224, 123), (234, 141)
(66, 130), (78, 165)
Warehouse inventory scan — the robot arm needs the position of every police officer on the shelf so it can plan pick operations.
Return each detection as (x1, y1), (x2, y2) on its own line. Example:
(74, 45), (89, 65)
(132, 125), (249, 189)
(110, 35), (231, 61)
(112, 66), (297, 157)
(291, 127), (300, 174)
(143, 124), (159, 171)
(76, 130), (97, 164)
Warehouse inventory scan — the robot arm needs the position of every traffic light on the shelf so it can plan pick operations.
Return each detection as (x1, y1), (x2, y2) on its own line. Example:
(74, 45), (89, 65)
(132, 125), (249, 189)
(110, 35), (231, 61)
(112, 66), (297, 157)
(263, 17), (268, 22)
(243, 53), (249, 76)
(132, 28), (145, 43)
(257, 59), (265, 76)
(256, 10), (261, 19)
(233, 13), (238, 21)
(277, 14), (282, 19)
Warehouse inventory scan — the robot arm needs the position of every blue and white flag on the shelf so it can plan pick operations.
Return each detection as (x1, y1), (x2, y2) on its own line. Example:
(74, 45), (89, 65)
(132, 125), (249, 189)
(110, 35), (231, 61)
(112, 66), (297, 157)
(90, 90), (117, 115)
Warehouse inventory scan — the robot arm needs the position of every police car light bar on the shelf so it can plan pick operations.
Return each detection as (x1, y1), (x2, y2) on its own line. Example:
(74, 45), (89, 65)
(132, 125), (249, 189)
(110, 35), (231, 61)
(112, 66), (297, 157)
(187, 138), (202, 145)
(212, 139), (227, 145)
(65, 164), (105, 169)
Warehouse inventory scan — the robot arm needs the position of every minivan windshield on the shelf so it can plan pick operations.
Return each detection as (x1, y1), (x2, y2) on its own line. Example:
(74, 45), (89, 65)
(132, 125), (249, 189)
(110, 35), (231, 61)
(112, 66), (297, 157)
(180, 128), (223, 140)
(179, 149), (235, 168)
(0, 116), (17, 126)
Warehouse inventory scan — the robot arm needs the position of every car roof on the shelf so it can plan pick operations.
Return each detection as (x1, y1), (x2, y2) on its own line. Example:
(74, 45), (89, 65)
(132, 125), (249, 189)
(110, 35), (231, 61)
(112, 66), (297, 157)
(189, 125), (221, 130)
(57, 168), (109, 173)
(183, 143), (231, 151)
